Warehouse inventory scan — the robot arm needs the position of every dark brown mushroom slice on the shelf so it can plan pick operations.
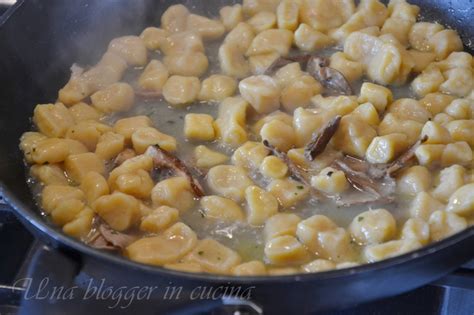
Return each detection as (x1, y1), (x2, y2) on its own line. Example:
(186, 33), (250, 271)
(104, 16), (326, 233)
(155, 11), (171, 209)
(306, 56), (353, 96)
(145, 145), (205, 197)
(263, 139), (310, 186)
(304, 115), (342, 161)
(87, 221), (136, 250)
(385, 135), (429, 176)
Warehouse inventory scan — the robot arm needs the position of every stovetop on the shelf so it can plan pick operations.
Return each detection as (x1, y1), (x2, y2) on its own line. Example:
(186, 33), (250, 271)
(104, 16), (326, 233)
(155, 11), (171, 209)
(1, 194), (474, 315)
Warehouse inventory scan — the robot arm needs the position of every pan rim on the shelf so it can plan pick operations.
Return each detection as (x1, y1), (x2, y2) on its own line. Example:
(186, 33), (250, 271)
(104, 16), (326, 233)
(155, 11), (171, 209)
(2, 182), (473, 284)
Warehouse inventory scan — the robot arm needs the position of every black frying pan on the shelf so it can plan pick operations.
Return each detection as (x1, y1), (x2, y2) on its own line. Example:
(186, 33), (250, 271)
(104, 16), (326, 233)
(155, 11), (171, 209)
(0, 0), (473, 314)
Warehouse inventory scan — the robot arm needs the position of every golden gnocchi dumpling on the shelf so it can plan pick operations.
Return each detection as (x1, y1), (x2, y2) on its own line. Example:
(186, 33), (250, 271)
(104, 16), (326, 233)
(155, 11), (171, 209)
(206, 165), (253, 202)
(184, 113), (215, 141)
(93, 192), (141, 231)
(186, 14), (226, 41)
(50, 198), (85, 226)
(388, 98), (432, 123)
(246, 29), (293, 57)
(401, 218), (430, 245)
(365, 133), (409, 164)
(260, 119), (296, 152)
(231, 141), (269, 170)
(446, 183), (474, 217)
(311, 167), (349, 195)
(252, 110), (293, 134)
(245, 185), (279, 226)
(232, 260), (267, 276)
(316, 227), (356, 262)
(126, 222), (197, 266)
(264, 235), (310, 265)
(378, 113), (423, 145)
(30, 138), (88, 165)
(329, 52), (364, 82)
(20, 132), (48, 163)
(218, 43), (251, 79)
(131, 127), (177, 153)
(267, 178), (310, 208)
(281, 75), (322, 112)
(364, 239), (421, 262)
(108, 36), (147, 66)
(397, 165), (432, 196)
(161, 31), (204, 55)
(223, 22), (255, 53)
(433, 113), (455, 126)
(358, 82), (393, 113)
(239, 75), (280, 114)
(107, 154), (153, 188)
(351, 103), (380, 127)
(408, 50), (437, 73)
(140, 27), (169, 50)
(30, 164), (68, 186)
(428, 29), (463, 60)
(242, 0), (280, 16)
(62, 207), (94, 239)
(446, 120), (474, 147)
(219, 4), (243, 31)
(444, 99), (472, 120)
(300, 0), (354, 32)
(429, 210), (467, 241)
(441, 142), (473, 167)
(33, 103), (74, 138)
(80, 171), (109, 204)
(64, 152), (105, 183)
(200, 195), (244, 222)
(194, 145), (229, 169)
(296, 215), (337, 251)
(161, 4), (190, 33)
(198, 75), (237, 102)
(214, 97), (248, 147)
(91, 82), (135, 113)
(411, 66), (445, 97)
(65, 120), (112, 151)
(115, 169), (154, 199)
(113, 116), (152, 141)
(162, 75), (200, 106)
(151, 177), (195, 212)
(409, 191), (445, 221)
(259, 156), (288, 179)
(276, 0), (300, 31)
(432, 165), (466, 202)
(163, 52), (209, 77)
(349, 209), (396, 245)
(140, 206), (179, 233)
(185, 239), (241, 274)
(409, 22), (444, 52)
(302, 259), (336, 273)
(294, 23), (335, 52)
(138, 60), (169, 92)
(419, 93), (456, 116)
(95, 132), (125, 161)
(333, 116), (377, 158)
(41, 185), (85, 214)
(414, 144), (445, 167)
(249, 52), (280, 75)
(420, 121), (452, 144)
(344, 31), (384, 65)
(264, 213), (301, 241)
(68, 102), (101, 123)
(247, 12), (277, 34)
(274, 62), (304, 88)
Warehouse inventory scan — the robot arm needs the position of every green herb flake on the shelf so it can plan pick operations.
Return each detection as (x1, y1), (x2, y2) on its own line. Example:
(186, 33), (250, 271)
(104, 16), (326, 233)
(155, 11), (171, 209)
(327, 171), (334, 177)
(198, 251), (204, 256)
(358, 216), (364, 222)
(296, 185), (304, 190)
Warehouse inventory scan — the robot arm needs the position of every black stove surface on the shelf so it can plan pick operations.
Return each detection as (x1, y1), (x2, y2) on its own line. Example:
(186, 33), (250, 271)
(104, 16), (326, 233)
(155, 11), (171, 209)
(1, 196), (474, 315)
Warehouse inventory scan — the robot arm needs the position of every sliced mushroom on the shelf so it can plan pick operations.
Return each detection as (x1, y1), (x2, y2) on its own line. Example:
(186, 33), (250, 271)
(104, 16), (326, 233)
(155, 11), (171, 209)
(304, 115), (342, 161)
(306, 56), (353, 96)
(385, 135), (428, 176)
(145, 145), (205, 197)
(87, 220), (136, 250)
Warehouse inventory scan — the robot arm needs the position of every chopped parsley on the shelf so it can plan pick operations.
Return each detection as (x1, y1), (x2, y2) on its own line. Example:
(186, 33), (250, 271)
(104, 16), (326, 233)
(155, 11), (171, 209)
(358, 216), (364, 222)
(198, 251), (204, 256)
(327, 171), (334, 177)
(296, 185), (304, 190)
